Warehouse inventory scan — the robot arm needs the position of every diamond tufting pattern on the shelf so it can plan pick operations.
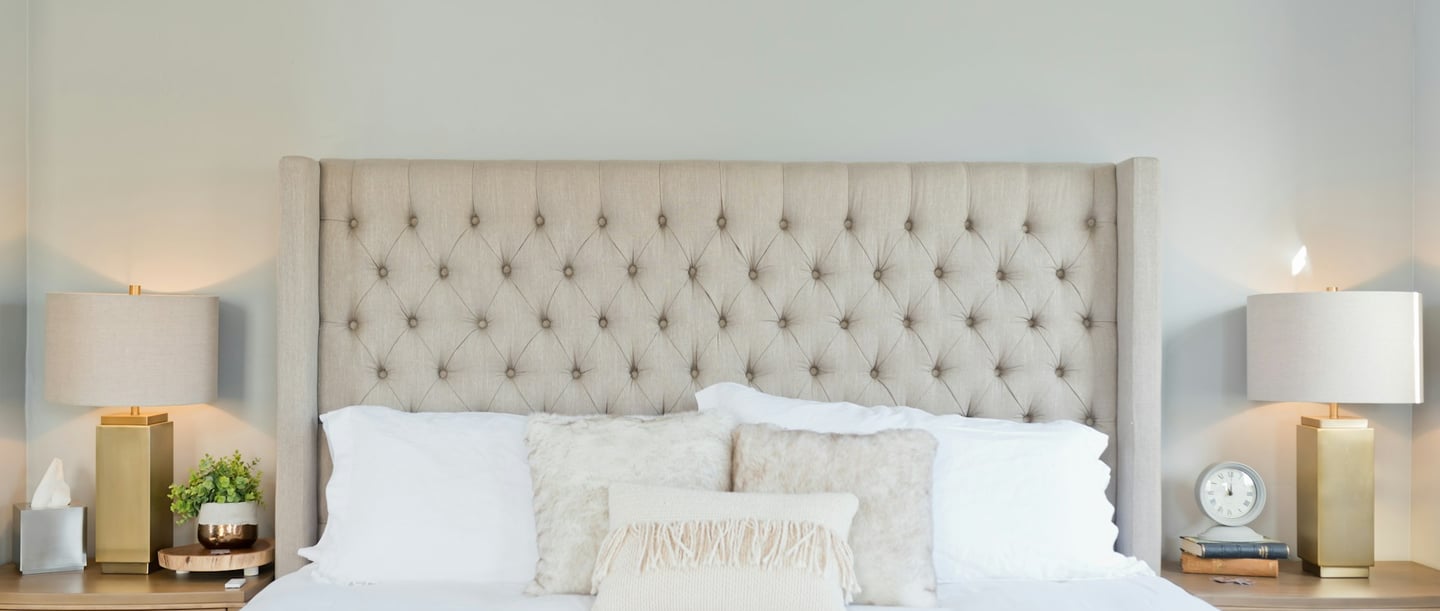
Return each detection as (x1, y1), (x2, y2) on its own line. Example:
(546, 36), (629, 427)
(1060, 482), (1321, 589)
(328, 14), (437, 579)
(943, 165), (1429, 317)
(315, 159), (1118, 450)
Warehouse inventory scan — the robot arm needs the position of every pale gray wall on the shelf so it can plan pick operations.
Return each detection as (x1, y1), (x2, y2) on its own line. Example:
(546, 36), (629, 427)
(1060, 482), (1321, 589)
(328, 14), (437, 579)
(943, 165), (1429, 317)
(0, 0), (26, 566)
(1412, 0), (1440, 571)
(21, 0), (1420, 559)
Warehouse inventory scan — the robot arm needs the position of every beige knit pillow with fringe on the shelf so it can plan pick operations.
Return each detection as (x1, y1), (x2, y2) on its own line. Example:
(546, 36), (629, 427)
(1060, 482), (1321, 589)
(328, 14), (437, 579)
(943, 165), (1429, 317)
(591, 484), (860, 611)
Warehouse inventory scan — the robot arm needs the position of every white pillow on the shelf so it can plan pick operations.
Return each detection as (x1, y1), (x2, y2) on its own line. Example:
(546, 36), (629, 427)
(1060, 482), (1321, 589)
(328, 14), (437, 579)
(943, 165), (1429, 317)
(695, 383), (1151, 582)
(299, 405), (538, 584)
(592, 484), (860, 611)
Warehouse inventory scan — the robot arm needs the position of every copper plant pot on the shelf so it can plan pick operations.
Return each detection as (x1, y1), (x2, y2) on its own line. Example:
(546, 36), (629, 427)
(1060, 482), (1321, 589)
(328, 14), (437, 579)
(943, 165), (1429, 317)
(195, 501), (260, 549)
(197, 523), (258, 549)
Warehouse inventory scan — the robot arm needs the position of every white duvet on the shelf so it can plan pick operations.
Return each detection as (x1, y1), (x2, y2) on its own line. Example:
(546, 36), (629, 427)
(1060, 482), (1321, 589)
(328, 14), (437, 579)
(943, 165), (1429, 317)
(246, 566), (1218, 611)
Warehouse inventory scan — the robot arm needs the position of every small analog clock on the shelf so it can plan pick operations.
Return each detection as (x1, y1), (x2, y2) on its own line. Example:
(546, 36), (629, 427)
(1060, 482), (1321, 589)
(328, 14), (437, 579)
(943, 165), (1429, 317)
(1194, 461), (1268, 541)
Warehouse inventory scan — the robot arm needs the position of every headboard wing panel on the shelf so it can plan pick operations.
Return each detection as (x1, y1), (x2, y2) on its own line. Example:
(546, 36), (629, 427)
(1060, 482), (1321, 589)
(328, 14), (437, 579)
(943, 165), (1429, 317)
(276, 157), (1160, 576)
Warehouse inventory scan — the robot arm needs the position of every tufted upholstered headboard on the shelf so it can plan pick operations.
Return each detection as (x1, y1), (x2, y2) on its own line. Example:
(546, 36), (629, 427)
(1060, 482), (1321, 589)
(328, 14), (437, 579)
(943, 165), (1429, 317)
(276, 157), (1160, 576)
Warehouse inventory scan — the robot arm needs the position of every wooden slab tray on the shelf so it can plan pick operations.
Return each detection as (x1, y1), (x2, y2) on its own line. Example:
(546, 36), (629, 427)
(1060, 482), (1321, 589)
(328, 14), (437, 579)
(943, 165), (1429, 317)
(158, 538), (274, 577)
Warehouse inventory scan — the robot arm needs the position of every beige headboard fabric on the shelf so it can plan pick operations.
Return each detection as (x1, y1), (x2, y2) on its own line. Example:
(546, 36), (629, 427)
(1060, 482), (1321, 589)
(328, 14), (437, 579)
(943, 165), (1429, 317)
(276, 157), (1161, 576)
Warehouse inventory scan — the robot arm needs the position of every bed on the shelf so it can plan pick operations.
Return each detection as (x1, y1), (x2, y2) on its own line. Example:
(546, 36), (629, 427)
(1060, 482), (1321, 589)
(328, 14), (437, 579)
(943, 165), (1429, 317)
(249, 565), (1213, 611)
(264, 157), (1188, 609)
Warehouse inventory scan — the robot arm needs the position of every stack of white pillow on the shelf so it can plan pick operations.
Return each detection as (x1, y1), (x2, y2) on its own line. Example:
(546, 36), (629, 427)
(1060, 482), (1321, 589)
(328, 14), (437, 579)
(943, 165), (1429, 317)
(299, 382), (1149, 600)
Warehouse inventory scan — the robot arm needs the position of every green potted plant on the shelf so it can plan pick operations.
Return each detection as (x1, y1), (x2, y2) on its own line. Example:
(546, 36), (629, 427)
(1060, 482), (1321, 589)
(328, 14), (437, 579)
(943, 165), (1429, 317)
(168, 451), (264, 549)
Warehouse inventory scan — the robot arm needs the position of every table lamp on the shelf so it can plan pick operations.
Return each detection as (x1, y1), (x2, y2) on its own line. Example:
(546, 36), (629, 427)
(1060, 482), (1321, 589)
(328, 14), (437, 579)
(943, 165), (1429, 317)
(1247, 288), (1423, 578)
(44, 285), (219, 574)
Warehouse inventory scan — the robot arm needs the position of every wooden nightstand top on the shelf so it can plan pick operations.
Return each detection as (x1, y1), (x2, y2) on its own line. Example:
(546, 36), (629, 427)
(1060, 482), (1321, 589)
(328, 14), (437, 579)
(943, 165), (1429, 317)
(1163, 560), (1440, 610)
(0, 563), (271, 610)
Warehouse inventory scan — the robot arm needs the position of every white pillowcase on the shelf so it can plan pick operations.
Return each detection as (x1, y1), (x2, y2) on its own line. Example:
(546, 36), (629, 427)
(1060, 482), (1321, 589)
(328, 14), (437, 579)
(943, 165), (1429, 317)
(299, 405), (538, 584)
(695, 383), (1151, 582)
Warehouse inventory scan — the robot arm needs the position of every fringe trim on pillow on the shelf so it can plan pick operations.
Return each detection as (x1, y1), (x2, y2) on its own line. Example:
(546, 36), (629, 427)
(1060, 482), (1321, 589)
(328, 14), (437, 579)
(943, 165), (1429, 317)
(591, 519), (860, 602)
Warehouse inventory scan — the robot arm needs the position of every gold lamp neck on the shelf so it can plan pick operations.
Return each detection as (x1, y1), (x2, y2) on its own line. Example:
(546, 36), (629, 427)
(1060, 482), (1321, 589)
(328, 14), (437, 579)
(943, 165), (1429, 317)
(1325, 287), (1338, 419)
(1325, 286), (1338, 419)
(121, 284), (150, 423)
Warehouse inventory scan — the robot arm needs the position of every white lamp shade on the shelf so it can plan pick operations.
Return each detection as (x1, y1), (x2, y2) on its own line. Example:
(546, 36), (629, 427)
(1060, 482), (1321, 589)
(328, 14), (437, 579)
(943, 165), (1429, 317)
(44, 292), (219, 407)
(1247, 291), (1423, 404)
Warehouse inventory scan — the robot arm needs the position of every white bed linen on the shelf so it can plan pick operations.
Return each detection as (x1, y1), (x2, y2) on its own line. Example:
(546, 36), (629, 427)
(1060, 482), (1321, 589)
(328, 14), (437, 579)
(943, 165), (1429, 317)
(246, 565), (1217, 611)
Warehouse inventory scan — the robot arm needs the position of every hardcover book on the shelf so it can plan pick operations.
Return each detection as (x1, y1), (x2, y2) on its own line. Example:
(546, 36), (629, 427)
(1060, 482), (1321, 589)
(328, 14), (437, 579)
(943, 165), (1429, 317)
(1180, 551), (1279, 578)
(1179, 535), (1290, 559)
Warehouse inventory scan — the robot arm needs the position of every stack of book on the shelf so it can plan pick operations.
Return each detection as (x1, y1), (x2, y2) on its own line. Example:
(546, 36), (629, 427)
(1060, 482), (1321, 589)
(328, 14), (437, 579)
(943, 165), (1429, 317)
(1179, 536), (1290, 578)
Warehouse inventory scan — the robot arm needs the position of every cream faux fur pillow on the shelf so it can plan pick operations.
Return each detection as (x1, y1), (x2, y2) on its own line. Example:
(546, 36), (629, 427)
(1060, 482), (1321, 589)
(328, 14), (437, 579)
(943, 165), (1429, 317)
(591, 484), (860, 611)
(733, 424), (939, 607)
(524, 412), (735, 595)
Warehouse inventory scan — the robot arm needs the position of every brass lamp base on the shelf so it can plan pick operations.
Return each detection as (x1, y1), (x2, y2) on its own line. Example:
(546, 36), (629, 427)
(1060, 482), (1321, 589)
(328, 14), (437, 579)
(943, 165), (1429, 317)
(95, 409), (173, 575)
(1297, 415), (1374, 579)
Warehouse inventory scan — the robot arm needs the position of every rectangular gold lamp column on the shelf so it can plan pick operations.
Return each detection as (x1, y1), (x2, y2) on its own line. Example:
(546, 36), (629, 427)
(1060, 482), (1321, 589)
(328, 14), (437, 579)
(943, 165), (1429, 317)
(95, 414), (173, 574)
(1296, 417), (1374, 578)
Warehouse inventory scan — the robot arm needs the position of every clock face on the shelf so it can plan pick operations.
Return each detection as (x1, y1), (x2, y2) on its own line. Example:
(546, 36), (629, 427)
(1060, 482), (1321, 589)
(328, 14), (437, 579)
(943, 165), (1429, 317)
(1195, 462), (1267, 527)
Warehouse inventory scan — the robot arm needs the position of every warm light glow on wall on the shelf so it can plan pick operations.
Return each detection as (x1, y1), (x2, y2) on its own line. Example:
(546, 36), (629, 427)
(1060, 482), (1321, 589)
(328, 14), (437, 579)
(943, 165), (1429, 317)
(30, 230), (274, 295)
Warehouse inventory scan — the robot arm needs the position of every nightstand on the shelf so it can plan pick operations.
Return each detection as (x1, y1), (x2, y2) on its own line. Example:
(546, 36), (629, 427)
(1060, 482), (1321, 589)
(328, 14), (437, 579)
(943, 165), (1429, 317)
(1163, 561), (1440, 610)
(0, 563), (271, 610)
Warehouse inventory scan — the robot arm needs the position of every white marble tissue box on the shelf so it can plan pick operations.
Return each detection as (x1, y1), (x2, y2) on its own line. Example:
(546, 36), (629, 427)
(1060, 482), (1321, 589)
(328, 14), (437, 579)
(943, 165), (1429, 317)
(13, 503), (86, 574)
